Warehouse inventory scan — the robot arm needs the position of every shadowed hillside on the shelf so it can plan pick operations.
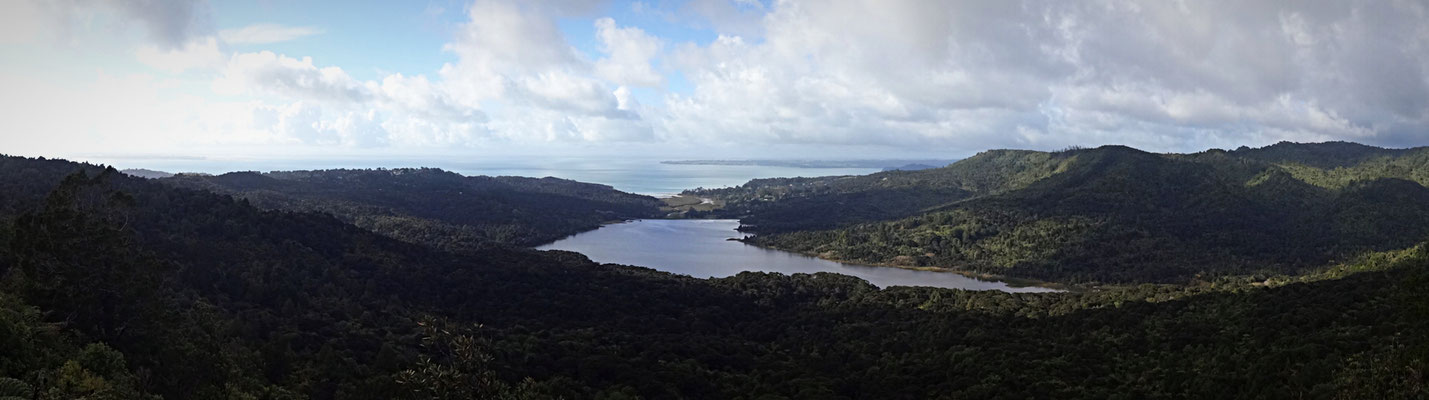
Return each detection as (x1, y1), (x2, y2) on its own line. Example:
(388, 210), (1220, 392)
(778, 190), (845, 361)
(0, 154), (1424, 399)
(721, 143), (1429, 283)
(685, 149), (1074, 232)
(160, 168), (663, 250)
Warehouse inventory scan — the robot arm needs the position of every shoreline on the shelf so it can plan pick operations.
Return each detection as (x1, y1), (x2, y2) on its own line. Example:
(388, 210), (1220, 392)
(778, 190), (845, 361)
(541, 217), (1072, 292)
(740, 238), (1076, 292)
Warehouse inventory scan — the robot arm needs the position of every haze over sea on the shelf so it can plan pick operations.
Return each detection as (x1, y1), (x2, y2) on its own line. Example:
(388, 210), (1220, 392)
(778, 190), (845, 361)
(77, 155), (883, 197)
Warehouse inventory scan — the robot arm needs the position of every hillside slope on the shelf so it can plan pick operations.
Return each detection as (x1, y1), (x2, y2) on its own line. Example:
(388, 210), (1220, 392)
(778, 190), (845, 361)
(743, 143), (1429, 283)
(687, 149), (1073, 232)
(1230, 140), (1416, 169)
(0, 155), (1423, 398)
(160, 168), (662, 249)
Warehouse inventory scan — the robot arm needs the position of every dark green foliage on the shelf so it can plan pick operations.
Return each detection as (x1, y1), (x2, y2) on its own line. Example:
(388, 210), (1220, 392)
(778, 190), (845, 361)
(0, 153), (1423, 399)
(161, 167), (662, 249)
(42, 343), (156, 400)
(0, 154), (107, 216)
(687, 149), (1069, 232)
(1230, 140), (1414, 169)
(1269, 147), (1429, 189)
(9, 170), (168, 348)
(0, 157), (752, 398)
(0, 291), (158, 399)
(0, 377), (32, 400)
(741, 143), (1429, 283)
(394, 317), (552, 400)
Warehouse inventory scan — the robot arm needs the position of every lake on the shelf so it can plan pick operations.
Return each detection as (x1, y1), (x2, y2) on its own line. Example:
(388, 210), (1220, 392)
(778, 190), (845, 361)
(537, 219), (1060, 292)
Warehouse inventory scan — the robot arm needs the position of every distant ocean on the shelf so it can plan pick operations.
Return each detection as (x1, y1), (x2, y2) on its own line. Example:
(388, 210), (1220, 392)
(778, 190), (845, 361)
(78, 156), (881, 197)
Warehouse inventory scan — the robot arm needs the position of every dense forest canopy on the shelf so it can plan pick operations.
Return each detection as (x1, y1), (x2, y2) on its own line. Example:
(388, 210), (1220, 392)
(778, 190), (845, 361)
(160, 167), (663, 250)
(0, 145), (1425, 398)
(692, 142), (1429, 284)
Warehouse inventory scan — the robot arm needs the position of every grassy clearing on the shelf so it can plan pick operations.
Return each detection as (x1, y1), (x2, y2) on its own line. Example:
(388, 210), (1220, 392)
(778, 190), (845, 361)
(661, 194), (724, 214)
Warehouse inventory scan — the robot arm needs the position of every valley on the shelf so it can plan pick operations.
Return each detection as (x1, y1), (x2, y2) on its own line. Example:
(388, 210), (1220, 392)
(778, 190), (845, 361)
(0, 141), (1425, 399)
(536, 219), (1058, 292)
(8, 2), (1426, 397)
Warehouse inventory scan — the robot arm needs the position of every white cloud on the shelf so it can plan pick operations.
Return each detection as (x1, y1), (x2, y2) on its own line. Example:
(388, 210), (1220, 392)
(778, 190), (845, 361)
(656, 0), (1429, 152)
(633, 0), (766, 40)
(8, 0), (1429, 159)
(0, 70), (182, 154)
(111, 0), (212, 49)
(135, 36), (225, 72)
(218, 23), (323, 45)
(213, 51), (370, 103)
(0, 0), (52, 44)
(377, 73), (480, 121)
(436, 0), (654, 142)
(10, 0), (214, 49)
(0, 0), (213, 49)
(249, 101), (326, 144)
(208, 50), (491, 147)
(593, 17), (664, 87)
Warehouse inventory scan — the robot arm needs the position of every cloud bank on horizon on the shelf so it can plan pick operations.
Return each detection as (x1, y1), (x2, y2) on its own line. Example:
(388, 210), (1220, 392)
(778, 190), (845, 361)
(1, 0), (1426, 158)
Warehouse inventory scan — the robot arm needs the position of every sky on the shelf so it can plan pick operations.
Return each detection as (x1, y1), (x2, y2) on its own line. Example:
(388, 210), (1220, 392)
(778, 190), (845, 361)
(1, 0), (1427, 161)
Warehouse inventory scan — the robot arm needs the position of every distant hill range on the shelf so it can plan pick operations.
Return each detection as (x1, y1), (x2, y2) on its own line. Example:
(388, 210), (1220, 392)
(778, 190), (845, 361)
(119, 168), (174, 179)
(881, 163), (940, 172)
(691, 141), (1429, 284)
(663, 159), (957, 169)
(159, 168), (662, 250)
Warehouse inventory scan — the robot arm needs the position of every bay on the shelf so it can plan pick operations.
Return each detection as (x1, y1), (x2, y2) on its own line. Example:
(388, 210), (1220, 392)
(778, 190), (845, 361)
(538, 219), (1060, 292)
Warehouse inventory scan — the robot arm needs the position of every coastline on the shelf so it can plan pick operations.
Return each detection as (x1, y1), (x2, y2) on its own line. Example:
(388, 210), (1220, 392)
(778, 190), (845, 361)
(740, 238), (1075, 292)
(529, 218), (643, 248)
(541, 216), (1072, 292)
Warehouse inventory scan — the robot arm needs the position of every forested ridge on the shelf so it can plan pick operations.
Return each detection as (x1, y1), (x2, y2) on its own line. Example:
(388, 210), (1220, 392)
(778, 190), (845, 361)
(702, 142), (1429, 284)
(160, 168), (663, 250)
(0, 153), (1425, 398)
(683, 149), (1068, 232)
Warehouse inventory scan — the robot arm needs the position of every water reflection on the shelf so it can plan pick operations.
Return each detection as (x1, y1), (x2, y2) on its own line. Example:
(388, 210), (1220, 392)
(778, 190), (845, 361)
(538, 219), (1060, 292)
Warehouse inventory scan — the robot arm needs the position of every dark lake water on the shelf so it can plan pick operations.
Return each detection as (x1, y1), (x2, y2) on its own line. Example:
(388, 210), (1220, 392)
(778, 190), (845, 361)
(537, 219), (1060, 292)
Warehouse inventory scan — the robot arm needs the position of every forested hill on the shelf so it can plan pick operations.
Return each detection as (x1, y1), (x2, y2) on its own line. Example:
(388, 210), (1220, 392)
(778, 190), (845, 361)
(159, 167), (663, 249)
(1229, 140), (1418, 169)
(684, 149), (1071, 232)
(0, 154), (1424, 398)
(707, 142), (1429, 284)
